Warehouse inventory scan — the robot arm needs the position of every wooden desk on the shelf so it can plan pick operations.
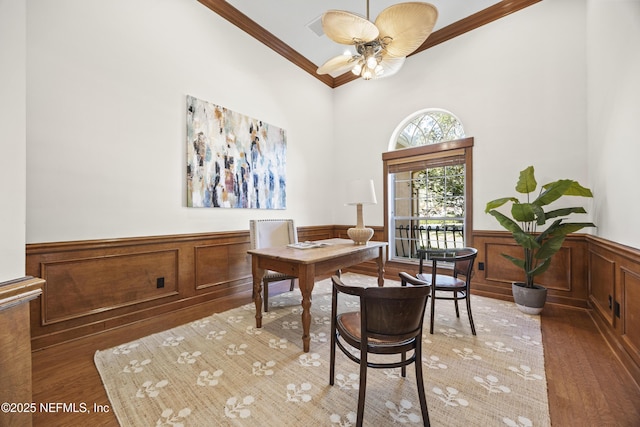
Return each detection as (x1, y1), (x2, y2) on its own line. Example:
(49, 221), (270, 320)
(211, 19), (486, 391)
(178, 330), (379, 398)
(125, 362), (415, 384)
(248, 238), (387, 352)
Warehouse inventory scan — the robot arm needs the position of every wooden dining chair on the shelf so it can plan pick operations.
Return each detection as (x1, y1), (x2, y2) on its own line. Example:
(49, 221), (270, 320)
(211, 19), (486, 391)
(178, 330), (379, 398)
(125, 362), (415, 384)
(329, 274), (432, 427)
(414, 247), (478, 335)
(249, 219), (298, 311)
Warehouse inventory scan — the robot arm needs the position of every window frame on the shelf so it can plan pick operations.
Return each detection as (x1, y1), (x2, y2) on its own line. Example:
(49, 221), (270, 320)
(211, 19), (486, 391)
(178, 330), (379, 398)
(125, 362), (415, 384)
(382, 137), (474, 262)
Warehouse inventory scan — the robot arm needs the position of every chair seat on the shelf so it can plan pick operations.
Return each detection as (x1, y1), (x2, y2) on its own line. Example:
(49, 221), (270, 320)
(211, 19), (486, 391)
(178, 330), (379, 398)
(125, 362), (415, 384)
(264, 270), (294, 280)
(417, 273), (465, 289)
(337, 312), (412, 346)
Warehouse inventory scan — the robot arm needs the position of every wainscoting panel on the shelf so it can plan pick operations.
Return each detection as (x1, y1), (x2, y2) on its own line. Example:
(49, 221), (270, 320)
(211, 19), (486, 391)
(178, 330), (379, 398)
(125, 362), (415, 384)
(40, 250), (179, 325)
(588, 250), (616, 326)
(194, 242), (252, 290)
(484, 242), (572, 291)
(622, 268), (640, 368)
(471, 231), (588, 307)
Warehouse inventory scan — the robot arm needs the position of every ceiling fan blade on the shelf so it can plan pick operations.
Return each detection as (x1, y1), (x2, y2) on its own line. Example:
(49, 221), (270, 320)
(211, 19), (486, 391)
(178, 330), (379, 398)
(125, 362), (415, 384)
(373, 56), (406, 79)
(322, 10), (379, 45)
(317, 54), (355, 75)
(375, 2), (438, 58)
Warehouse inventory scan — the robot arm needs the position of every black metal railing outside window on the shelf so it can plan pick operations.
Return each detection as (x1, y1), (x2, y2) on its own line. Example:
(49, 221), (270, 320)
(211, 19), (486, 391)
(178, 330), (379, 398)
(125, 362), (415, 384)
(393, 220), (464, 259)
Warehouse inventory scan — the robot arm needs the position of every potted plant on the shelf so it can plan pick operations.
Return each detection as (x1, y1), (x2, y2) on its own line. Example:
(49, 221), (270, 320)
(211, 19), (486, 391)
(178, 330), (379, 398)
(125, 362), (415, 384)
(485, 166), (595, 314)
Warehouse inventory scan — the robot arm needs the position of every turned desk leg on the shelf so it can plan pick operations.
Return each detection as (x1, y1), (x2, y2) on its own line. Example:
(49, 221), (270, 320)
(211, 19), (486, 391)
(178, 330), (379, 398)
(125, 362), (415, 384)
(299, 265), (315, 353)
(252, 256), (265, 329)
(376, 246), (386, 287)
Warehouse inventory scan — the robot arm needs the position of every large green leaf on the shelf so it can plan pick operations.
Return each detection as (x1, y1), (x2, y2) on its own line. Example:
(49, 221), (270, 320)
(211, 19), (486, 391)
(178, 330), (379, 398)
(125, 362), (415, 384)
(536, 235), (566, 260)
(533, 179), (573, 207)
(528, 257), (552, 278)
(545, 207), (587, 220)
(532, 204), (546, 226)
(515, 166), (537, 194)
(536, 219), (564, 243)
(487, 210), (523, 234)
(502, 253), (525, 269)
(489, 210), (539, 249)
(512, 229), (540, 250)
(511, 203), (536, 222)
(485, 197), (519, 213)
(548, 222), (596, 237)
(543, 180), (593, 197)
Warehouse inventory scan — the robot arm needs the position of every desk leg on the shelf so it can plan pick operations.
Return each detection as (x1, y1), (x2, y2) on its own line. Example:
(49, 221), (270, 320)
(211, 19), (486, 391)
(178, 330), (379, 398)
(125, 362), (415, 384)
(376, 246), (386, 287)
(252, 256), (265, 328)
(299, 265), (315, 352)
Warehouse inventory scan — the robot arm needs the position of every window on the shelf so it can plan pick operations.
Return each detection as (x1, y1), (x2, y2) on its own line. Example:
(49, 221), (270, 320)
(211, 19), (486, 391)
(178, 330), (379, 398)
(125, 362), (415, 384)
(383, 109), (472, 261)
(393, 108), (465, 150)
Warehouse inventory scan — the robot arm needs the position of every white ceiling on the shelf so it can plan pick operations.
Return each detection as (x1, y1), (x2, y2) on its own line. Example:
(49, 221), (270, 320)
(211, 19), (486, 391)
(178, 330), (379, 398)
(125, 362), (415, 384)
(225, 0), (501, 71)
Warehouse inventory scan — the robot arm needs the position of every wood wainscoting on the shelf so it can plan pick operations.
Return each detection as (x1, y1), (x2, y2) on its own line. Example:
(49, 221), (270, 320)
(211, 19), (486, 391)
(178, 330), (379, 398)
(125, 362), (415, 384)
(26, 226), (640, 386)
(26, 226), (336, 350)
(586, 236), (640, 387)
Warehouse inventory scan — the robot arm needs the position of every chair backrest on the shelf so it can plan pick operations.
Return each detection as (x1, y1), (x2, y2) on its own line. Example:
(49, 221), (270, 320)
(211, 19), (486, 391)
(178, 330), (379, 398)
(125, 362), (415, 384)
(364, 286), (431, 341)
(332, 276), (430, 342)
(418, 247), (478, 280)
(249, 219), (298, 250)
(450, 248), (478, 279)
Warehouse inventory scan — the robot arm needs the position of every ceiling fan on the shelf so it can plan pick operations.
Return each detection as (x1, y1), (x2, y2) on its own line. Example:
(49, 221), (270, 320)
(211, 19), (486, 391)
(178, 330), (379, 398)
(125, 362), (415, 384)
(317, 1), (438, 80)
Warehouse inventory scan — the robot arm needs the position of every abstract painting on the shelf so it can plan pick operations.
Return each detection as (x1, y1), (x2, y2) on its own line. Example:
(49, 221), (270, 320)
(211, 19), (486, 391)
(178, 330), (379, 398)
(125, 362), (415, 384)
(186, 95), (286, 209)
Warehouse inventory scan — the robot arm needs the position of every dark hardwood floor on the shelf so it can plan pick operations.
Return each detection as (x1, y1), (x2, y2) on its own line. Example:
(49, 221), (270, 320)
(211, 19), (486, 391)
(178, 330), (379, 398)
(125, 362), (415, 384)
(31, 285), (640, 426)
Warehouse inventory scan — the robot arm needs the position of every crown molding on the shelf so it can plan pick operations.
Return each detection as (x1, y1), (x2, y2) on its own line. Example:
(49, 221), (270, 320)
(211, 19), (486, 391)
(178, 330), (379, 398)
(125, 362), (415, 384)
(198, 0), (542, 89)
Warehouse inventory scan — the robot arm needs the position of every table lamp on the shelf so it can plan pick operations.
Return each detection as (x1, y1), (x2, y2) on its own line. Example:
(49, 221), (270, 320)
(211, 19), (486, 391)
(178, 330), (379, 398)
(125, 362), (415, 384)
(346, 179), (377, 245)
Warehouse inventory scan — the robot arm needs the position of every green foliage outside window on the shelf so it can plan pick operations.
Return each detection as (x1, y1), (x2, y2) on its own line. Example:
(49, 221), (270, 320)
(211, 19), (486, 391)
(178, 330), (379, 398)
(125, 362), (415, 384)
(412, 165), (465, 219)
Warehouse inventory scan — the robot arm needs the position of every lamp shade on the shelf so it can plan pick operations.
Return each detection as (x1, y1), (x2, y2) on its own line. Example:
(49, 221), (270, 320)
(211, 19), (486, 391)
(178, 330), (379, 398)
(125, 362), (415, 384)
(346, 179), (377, 205)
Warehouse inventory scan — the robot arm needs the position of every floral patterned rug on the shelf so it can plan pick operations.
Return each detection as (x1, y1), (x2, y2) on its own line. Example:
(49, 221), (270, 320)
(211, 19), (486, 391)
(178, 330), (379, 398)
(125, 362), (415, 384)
(94, 273), (550, 426)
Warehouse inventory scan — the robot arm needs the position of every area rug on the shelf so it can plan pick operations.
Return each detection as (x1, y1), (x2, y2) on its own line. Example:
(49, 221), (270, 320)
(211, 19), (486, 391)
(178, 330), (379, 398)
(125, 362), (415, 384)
(94, 273), (550, 426)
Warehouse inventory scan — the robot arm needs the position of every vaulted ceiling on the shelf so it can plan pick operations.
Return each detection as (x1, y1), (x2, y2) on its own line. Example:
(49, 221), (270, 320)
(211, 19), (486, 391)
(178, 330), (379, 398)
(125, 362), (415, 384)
(197, 0), (541, 88)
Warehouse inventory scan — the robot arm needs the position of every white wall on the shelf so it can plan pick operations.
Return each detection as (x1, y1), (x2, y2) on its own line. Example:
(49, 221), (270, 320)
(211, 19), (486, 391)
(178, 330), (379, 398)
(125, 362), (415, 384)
(26, 0), (335, 243)
(0, 0), (26, 281)
(332, 0), (591, 234)
(587, 0), (640, 249)
(23, 0), (640, 251)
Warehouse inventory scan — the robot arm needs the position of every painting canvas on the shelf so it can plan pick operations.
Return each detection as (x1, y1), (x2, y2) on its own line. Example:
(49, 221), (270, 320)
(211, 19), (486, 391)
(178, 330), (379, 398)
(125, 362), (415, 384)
(186, 95), (287, 209)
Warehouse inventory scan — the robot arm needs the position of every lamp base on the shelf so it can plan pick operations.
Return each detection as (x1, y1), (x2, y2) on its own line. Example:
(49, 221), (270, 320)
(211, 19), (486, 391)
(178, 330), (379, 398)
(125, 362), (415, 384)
(347, 227), (374, 245)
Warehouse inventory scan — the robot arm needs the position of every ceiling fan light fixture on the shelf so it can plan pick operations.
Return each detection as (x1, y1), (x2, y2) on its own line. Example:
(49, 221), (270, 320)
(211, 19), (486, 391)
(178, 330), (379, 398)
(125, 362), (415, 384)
(317, 2), (438, 81)
(354, 57), (384, 80)
(349, 40), (384, 80)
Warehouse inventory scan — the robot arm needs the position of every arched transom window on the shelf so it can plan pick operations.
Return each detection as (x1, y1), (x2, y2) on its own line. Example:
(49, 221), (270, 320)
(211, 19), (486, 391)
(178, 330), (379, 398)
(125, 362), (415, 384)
(392, 109), (465, 150)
